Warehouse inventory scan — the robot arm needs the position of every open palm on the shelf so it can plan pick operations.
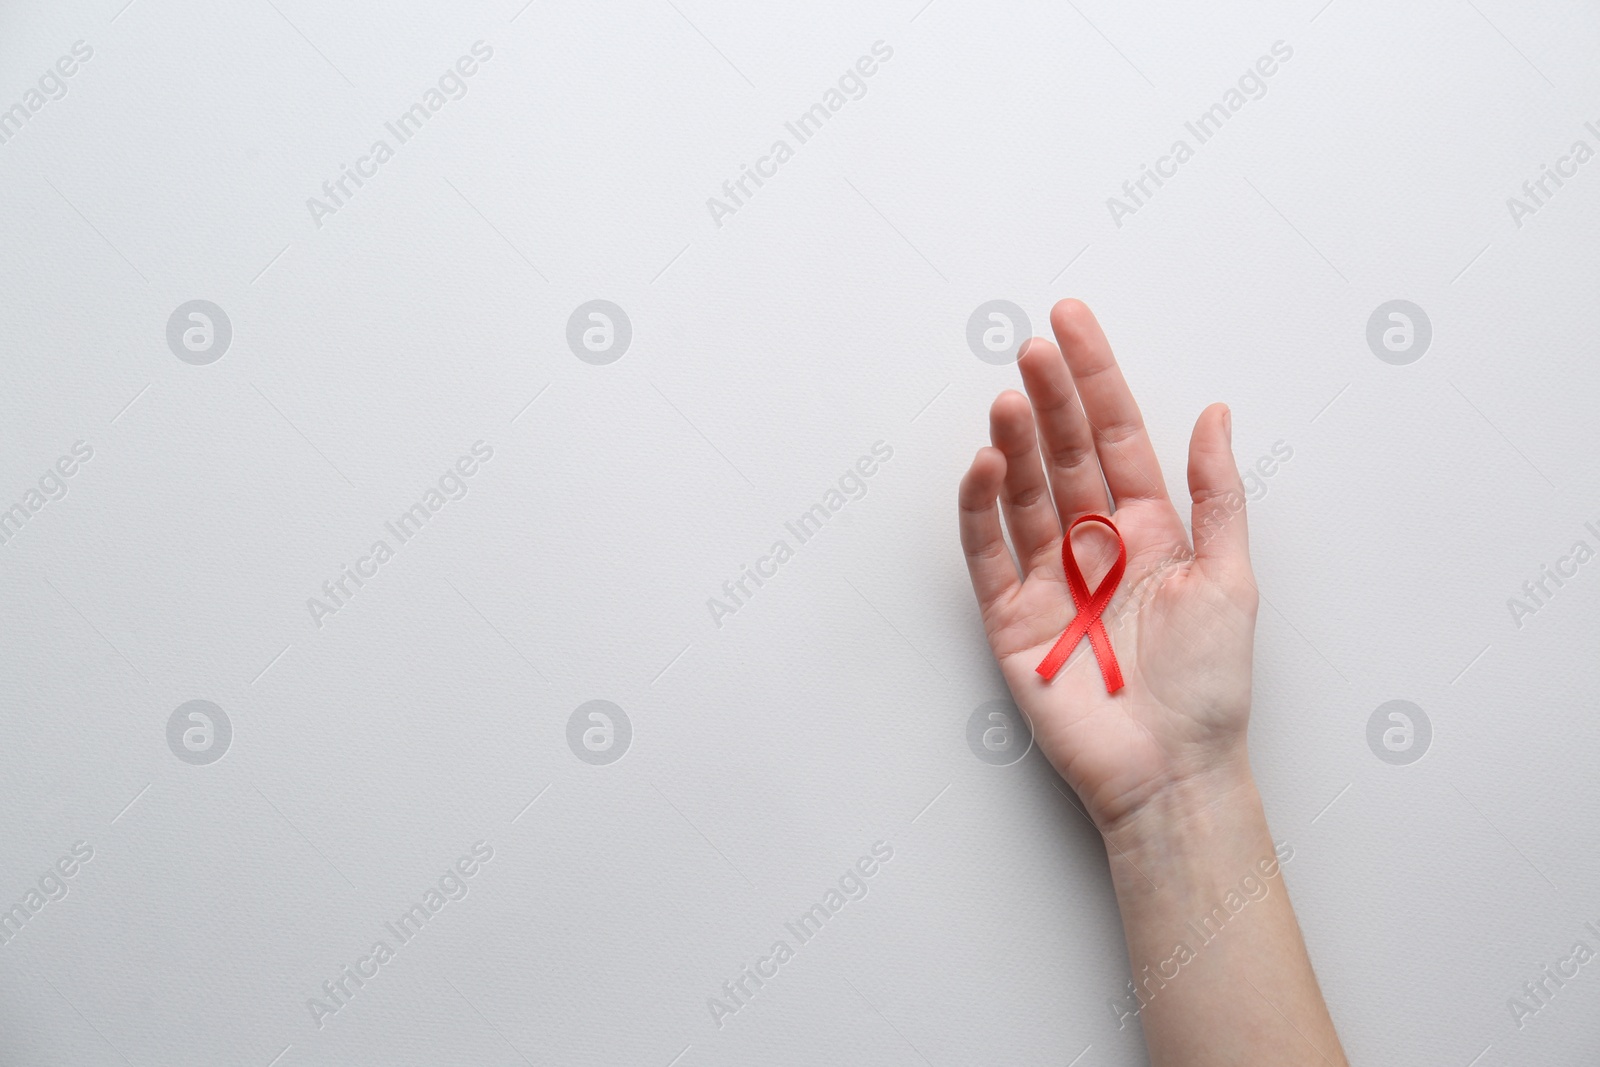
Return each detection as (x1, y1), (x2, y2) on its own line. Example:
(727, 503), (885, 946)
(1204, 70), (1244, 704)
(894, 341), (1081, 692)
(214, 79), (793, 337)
(959, 300), (1259, 833)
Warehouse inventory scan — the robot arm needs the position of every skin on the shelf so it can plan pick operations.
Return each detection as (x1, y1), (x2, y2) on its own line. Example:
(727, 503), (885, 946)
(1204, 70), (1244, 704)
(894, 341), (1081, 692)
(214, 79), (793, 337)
(958, 299), (1349, 1066)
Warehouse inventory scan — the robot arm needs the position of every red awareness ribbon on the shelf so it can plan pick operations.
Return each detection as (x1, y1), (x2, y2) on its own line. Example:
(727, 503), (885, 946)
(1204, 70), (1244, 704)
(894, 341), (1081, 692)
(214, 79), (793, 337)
(1035, 514), (1127, 692)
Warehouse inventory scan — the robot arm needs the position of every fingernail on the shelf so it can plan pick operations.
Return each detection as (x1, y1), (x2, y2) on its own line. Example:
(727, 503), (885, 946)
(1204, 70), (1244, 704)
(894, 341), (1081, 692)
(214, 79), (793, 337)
(1222, 406), (1232, 441)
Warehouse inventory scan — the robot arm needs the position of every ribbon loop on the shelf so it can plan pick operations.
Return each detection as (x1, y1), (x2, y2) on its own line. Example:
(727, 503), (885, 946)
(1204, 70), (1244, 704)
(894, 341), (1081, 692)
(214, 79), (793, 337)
(1035, 514), (1127, 692)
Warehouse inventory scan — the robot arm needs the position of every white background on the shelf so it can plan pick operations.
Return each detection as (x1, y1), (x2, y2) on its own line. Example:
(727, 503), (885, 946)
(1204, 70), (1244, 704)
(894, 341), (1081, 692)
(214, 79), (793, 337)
(1, 0), (1598, 1064)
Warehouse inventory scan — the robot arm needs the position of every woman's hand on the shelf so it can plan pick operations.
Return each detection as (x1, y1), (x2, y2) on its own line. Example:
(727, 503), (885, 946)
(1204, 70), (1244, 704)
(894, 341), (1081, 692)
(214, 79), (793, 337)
(958, 299), (1260, 834)
(961, 300), (1349, 1066)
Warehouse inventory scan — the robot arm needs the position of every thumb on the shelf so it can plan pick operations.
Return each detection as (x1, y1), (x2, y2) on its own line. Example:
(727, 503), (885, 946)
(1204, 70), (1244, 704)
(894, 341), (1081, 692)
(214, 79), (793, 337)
(1186, 403), (1250, 572)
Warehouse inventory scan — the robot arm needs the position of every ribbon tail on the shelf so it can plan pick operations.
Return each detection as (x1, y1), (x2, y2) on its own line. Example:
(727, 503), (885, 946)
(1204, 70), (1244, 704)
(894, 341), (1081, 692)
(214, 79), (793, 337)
(1035, 614), (1090, 681)
(1084, 619), (1124, 692)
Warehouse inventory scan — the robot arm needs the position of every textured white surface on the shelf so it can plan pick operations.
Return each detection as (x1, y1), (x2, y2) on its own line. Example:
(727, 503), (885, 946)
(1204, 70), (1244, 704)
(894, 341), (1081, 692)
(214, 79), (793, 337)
(1, 0), (1598, 1064)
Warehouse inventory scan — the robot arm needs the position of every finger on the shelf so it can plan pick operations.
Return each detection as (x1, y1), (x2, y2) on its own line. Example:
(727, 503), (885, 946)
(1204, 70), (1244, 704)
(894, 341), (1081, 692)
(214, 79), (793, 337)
(1017, 336), (1111, 522)
(958, 446), (1020, 609)
(1050, 298), (1175, 511)
(989, 389), (1062, 566)
(1186, 403), (1251, 571)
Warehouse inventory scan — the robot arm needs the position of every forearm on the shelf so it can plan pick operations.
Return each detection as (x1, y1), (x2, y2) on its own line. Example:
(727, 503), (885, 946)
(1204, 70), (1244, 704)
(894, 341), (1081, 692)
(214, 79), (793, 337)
(1102, 763), (1348, 1067)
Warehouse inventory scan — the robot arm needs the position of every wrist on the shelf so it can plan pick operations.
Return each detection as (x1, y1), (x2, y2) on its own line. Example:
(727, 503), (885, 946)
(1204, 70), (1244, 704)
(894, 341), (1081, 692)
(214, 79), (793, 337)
(1100, 755), (1265, 882)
